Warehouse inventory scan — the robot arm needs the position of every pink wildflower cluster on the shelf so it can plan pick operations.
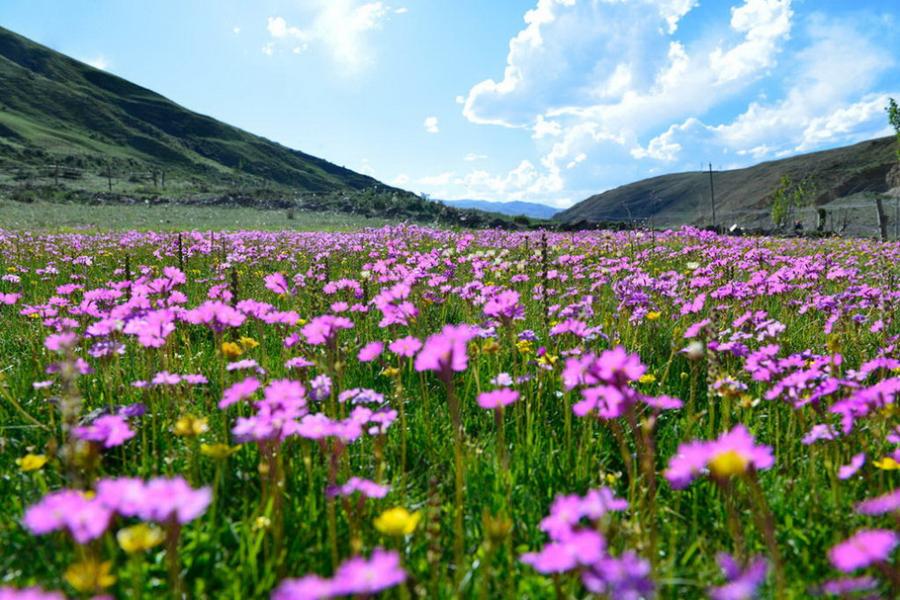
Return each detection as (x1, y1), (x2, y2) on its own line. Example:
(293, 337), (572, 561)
(272, 548), (406, 599)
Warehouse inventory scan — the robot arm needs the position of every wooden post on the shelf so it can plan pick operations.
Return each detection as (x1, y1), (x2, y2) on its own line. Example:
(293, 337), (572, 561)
(875, 197), (888, 242)
(708, 163), (717, 229)
(106, 163), (112, 193)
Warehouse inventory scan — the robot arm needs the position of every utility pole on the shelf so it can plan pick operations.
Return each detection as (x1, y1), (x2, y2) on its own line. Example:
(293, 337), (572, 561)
(708, 163), (717, 229)
(106, 162), (112, 193)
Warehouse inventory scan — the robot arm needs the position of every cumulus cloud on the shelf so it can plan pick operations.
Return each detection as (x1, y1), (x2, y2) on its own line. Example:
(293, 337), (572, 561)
(424, 116), (440, 134)
(264, 1), (399, 71)
(464, 153), (488, 162)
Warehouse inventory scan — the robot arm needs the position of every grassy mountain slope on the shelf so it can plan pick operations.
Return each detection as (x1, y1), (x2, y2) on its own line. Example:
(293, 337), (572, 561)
(557, 137), (897, 226)
(0, 25), (379, 192)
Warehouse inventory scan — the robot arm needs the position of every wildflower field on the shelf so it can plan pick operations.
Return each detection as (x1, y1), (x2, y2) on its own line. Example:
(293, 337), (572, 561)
(0, 225), (897, 599)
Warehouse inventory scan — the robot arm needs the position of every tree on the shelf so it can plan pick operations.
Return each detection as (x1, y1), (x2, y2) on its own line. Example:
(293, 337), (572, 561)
(887, 98), (900, 159)
(770, 175), (815, 229)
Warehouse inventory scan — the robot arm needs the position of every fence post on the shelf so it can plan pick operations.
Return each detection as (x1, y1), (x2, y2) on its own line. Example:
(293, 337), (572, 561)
(875, 197), (888, 242)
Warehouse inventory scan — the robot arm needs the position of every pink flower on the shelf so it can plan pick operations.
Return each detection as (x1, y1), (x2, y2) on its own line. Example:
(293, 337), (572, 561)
(484, 289), (524, 321)
(665, 425), (773, 489)
(357, 341), (384, 362)
(0, 292), (21, 305)
(327, 477), (390, 499)
(828, 529), (898, 573)
(220, 377), (261, 409)
(301, 315), (354, 346)
(330, 549), (406, 596)
(97, 477), (212, 525)
(43, 332), (77, 352)
(477, 388), (519, 409)
(123, 309), (176, 348)
(414, 324), (477, 376)
(0, 587), (66, 600)
(389, 335), (422, 358)
(73, 414), (135, 448)
(856, 489), (900, 516)
(183, 301), (246, 332)
(264, 272), (291, 295)
(23, 490), (112, 544)
(838, 453), (865, 480)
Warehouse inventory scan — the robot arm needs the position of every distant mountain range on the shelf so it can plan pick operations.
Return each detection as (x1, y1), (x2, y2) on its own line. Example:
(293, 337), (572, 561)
(557, 137), (897, 227)
(440, 199), (558, 219)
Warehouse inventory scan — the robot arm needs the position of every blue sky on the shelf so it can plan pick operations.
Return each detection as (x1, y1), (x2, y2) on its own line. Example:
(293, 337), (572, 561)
(1, 0), (898, 207)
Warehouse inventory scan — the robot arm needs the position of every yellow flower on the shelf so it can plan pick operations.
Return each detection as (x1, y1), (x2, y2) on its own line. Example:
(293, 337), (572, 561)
(382, 367), (401, 378)
(873, 457), (900, 470)
(64, 560), (116, 593)
(538, 353), (558, 367)
(254, 516), (272, 531)
(239, 336), (259, 351)
(645, 311), (661, 321)
(709, 450), (748, 478)
(16, 453), (49, 472)
(175, 415), (209, 437)
(639, 374), (656, 385)
(221, 341), (243, 359)
(516, 340), (534, 355)
(117, 523), (165, 554)
(201, 443), (239, 460)
(374, 507), (421, 537)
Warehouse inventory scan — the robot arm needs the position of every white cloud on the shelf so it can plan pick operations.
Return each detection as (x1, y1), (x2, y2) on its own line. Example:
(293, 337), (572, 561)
(391, 174), (411, 185)
(84, 55), (110, 70)
(233, 26), (241, 35)
(261, 42), (275, 56)
(708, 0), (793, 83)
(394, 7), (408, 14)
(458, 0), (797, 197)
(464, 153), (488, 162)
(419, 171), (455, 186)
(424, 116), (440, 134)
(264, 1), (399, 71)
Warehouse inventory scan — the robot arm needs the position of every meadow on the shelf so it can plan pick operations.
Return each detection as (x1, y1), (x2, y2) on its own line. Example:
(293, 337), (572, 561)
(0, 225), (897, 599)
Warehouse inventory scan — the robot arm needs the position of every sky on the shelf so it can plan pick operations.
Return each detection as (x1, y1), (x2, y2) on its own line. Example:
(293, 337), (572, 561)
(1, 0), (899, 208)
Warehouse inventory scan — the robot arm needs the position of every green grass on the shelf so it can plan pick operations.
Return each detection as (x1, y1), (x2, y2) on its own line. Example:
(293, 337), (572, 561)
(0, 200), (390, 231)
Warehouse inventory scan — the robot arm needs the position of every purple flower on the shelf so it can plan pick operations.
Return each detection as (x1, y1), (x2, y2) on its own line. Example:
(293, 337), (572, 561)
(582, 551), (654, 599)
(329, 548), (406, 596)
(477, 389), (519, 409)
(838, 453), (865, 480)
(828, 529), (898, 572)
(0, 587), (66, 600)
(819, 576), (878, 596)
(309, 374), (332, 402)
(327, 477), (390, 499)
(301, 315), (353, 346)
(357, 341), (384, 362)
(414, 324), (477, 377)
(856, 489), (900, 516)
(73, 414), (135, 448)
(271, 575), (333, 600)
(665, 425), (774, 489)
(183, 301), (246, 332)
(44, 332), (77, 352)
(484, 289), (525, 321)
(23, 490), (112, 544)
(709, 553), (768, 600)
(220, 377), (261, 409)
(388, 335), (422, 358)
(272, 549), (405, 599)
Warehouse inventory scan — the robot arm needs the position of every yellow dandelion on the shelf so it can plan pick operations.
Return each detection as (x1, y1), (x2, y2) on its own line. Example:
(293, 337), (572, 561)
(639, 374), (656, 384)
(239, 336), (259, 351)
(175, 415), (209, 437)
(873, 457), (899, 471)
(117, 523), (165, 554)
(374, 507), (421, 537)
(221, 341), (243, 359)
(200, 443), (239, 460)
(645, 311), (661, 321)
(16, 453), (49, 472)
(64, 560), (116, 593)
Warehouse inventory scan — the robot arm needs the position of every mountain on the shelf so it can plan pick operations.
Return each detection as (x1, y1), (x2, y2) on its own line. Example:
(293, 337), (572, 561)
(557, 137), (898, 228)
(440, 199), (558, 219)
(0, 26), (528, 227)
